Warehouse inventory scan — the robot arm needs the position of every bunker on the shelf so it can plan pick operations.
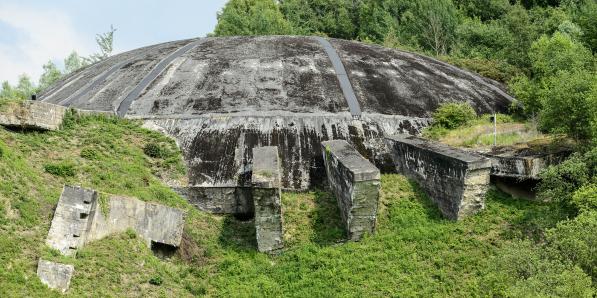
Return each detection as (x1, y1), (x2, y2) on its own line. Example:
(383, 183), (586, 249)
(38, 36), (513, 214)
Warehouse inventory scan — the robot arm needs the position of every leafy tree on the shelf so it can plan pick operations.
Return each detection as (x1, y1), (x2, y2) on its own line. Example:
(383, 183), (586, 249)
(453, 0), (511, 21)
(399, 0), (459, 55)
(64, 51), (87, 74)
(85, 25), (117, 64)
(38, 60), (62, 91)
(214, 0), (293, 36)
(538, 70), (597, 140)
(529, 31), (593, 77)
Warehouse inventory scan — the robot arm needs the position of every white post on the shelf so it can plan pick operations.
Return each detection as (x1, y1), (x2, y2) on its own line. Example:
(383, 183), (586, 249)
(493, 113), (497, 146)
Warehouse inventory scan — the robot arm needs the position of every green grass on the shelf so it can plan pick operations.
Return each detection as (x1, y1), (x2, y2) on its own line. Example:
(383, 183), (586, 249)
(0, 114), (593, 296)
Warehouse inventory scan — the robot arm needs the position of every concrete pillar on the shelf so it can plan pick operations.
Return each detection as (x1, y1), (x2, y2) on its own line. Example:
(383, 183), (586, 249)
(251, 146), (284, 253)
(321, 140), (380, 241)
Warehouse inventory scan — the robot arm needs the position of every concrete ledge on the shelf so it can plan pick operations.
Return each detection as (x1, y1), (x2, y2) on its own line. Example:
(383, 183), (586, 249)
(385, 135), (491, 220)
(174, 186), (253, 214)
(252, 146), (284, 253)
(321, 140), (380, 241)
(480, 148), (571, 179)
(37, 259), (74, 293)
(0, 100), (66, 130)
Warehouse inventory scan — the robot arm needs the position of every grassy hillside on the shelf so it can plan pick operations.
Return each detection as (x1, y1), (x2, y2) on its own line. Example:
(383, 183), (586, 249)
(0, 114), (593, 297)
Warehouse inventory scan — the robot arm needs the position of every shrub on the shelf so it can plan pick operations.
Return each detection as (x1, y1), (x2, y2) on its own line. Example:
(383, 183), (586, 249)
(44, 162), (76, 177)
(432, 102), (477, 129)
(546, 210), (597, 280)
(143, 143), (169, 159)
(80, 148), (100, 160)
(149, 275), (163, 285)
(571, 184), (597, 213)
(537, 153), (590, 204)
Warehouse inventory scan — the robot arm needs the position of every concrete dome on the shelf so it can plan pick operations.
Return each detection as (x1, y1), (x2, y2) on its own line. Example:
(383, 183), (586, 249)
(39, 36), (513, 213)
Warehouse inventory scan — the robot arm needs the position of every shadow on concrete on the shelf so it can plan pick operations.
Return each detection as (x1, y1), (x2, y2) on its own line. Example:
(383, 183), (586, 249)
(406, 179), (445, 222)
(310, 189), (345, 245)
(218, 215), (257, 251)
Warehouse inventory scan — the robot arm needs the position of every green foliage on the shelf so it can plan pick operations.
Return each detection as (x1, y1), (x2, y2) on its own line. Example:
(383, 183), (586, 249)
(38, 60), (62, 91)
(64, 51), (87, 74)
(400, 0), (459, 55)
(571, 184), (597, 213)
(143, 142), (171, 159)
(431, 102), (478, 129)
(546, 210), (597, 280)
(214, 0), (294, 36)
(85, 25), (116, 64)
(538, 70), (597, 140)
(538, 148), (596, 209)
(530, 31), (593, 77)
(80, 147), (100, 160)
(44, 161), (77, 177)
(148, 275), (163, 285)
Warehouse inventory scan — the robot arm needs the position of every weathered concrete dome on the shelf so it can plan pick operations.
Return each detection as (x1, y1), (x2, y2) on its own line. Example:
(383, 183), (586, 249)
(39, 36), (513, 213)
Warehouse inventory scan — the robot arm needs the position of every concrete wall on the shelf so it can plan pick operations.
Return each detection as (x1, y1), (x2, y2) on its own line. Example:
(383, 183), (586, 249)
(321, 140), (380, 241)
(46, 186), (185, 256)
(0, 100), (66, 130)
(386, 135), (491, 220)
(252, 146), (284, 253)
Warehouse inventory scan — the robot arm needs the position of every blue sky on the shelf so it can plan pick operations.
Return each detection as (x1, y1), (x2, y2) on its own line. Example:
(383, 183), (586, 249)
(0, 0), (227, 84)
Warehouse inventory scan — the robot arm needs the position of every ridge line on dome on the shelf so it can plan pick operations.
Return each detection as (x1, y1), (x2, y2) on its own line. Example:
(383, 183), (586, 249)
(312, 36), (362, 119)
(56, 59), (133, 106)
(116, 39), (204, 117)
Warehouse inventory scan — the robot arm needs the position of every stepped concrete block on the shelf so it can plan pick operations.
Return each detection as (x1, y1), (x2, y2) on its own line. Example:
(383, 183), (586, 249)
(46, 186), (97, 256)
(386, 135), (491, 220)
(321, 140), (380, 241)
(480, 148), (571, 179)
(0, 100), (66, 130)
(252, 146), (284, 253)
(37, 259), (74, 293)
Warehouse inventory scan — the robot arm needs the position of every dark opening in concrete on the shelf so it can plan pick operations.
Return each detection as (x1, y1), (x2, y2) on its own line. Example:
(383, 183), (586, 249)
(492, 176), (539, 200)
(233, 212), (255, 222)
(150, 241), (177, 259)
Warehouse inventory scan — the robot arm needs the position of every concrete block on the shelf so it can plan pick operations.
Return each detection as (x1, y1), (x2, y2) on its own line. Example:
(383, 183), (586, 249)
(87, 196), (185, 248)
(480, 147), (571, 179)
(37, 259), (74, 293)
(321, 140), (380, 241)
(46, 186), (97, 256)
(252, 146), (284, 253)
(386, 135), (491, 220)
(0, 100), (66, 130)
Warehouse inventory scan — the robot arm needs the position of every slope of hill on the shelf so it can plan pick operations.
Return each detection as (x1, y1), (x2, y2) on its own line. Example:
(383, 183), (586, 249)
(0, 114), (593, 297)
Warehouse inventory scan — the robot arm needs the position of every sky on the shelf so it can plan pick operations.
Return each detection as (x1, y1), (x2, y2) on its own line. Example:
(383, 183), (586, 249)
(0, 0), (228, 85)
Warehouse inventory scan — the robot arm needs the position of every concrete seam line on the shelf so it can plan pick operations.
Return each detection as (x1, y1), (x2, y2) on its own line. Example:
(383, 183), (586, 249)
(116, 39), (204, 117)
(57, 59), (132, 106)
(313, 36), (362, 119)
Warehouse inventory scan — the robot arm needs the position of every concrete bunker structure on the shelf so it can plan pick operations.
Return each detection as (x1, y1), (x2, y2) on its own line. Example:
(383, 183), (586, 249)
(37, 35), (514, 216)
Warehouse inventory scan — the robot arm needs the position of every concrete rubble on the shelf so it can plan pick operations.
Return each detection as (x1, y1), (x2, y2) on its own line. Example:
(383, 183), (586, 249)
(252, 146), (284, 252)
(37, 259), (74, 293)
(322, 140), (380, 241)
(386, 135), (491, 220)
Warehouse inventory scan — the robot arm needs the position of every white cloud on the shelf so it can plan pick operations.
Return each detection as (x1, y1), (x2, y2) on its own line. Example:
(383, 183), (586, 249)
(0, 3), (93, 85)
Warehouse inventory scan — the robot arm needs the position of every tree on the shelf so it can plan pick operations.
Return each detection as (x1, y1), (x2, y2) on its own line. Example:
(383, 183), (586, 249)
(529, 31), (593, 77)
(38, 61), (62, 91)
(64, 51), (87, 74)
(214, 0), (293, 36)
(85, 25), (117, 64)
(400, 0), (459, 55)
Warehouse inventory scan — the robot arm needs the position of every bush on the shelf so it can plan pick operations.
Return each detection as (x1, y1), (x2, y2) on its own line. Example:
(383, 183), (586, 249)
(546, 210), (597, 280)
(148, 275), (163, 286)
(80, 148), (100, 160)
(537, 153), (590, 204)
(143, 143), (169, 159)
(44, 162), (76, 177)
(571, 184), (597, 213)
(432, 102), (477, 129)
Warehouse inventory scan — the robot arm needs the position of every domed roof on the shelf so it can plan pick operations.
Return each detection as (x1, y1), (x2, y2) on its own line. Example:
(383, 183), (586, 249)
(38, 36), (515, 200)
(39, 36), (513, 118)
